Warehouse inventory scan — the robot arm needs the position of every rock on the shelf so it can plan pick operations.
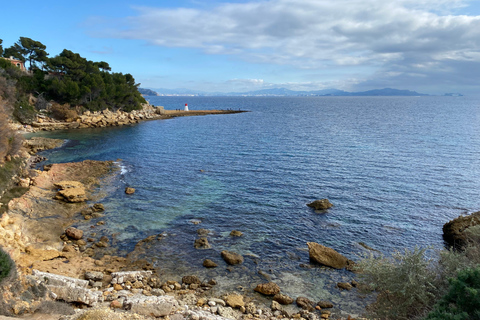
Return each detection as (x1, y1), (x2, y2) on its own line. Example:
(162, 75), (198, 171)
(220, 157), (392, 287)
(218, 306), (240, 319)
(296, 297), (315, 311)
(85, 271), (104, 281)
(125, 187), (136, 194)
(203, 259), (218, 268)
(273, 293), (294, 305)
(307, 199), (333, 210)
(221, 250), (244, 265)
(92, 203), (105, 212)
(230, 230), (243, 237)
(65, 227), (83, 240)
(182, 275), (201, 285)
(124, 294), (178, 317)
(110, 300), (123, 309)
(254, 282), (280, 295)
(225, 294), (245, 308)
(317, 301), (334, 309)
(307, 242), (348, 269)
(194, 237), (211, 249)
(114, 284), (123, 291)
(337, 282), (353, 290)
(197, 228), (210, 236)
(443, 211), (480, 248)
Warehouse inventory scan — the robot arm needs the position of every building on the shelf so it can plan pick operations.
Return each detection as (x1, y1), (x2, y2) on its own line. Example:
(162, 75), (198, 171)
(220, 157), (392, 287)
(3, 56), (26, 71)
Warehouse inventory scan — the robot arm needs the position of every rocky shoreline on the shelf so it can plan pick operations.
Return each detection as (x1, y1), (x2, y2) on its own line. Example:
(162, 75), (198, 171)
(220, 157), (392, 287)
(0, 128), (361, 319)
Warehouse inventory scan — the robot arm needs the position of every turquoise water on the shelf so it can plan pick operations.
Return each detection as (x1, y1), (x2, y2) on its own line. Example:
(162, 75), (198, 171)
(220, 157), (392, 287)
(37, 96), (480, 315)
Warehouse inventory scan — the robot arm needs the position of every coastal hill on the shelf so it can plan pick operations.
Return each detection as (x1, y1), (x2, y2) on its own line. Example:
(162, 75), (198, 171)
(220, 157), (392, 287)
(143, 87), (430, 97)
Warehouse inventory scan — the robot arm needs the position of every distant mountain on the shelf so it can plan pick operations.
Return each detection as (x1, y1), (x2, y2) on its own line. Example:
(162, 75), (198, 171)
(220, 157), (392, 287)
(138, 88), (159, 96)
(143, 87), (429, 97)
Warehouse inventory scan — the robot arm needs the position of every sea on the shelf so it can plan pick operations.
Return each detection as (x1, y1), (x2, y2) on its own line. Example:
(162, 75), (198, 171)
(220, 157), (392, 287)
(35, 96), (480, 316)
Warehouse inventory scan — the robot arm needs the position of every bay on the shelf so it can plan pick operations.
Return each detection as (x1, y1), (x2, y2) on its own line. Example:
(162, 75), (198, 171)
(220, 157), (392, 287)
(36, 96), (480, 315)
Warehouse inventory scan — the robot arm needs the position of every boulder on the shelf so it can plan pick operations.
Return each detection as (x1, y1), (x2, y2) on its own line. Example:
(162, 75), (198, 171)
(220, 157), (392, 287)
(182, 275), (201, 285)
(225, 294), (245, 308)
(194, 238), (211, 249)
(307, 242), (348, 269)
(221, 250), (244, 265)
(254, 282), (280, 296)
(230, 230), (243, 237)
(125, 187), (136, 195)
(296, 297), (315, 311)
(307, 199), (333, 210)
(203, 259), (218, 268)
(443, 211), (480, 248)
(65, 227), (83, 240)
(317, 301), (334, 309)
(273, 293), (294, 305)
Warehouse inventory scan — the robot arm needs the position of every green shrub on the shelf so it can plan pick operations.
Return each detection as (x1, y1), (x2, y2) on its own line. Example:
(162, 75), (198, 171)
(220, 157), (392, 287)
(0, 247), (14, 284)
(13, 96), (36, 124)
(424, 267), (480, 320)
(356, 247), (440, 320)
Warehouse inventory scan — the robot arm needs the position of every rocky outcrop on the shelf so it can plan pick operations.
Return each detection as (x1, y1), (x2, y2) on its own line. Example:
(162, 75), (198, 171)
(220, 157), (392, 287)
(23, 137), (65, 154)
(307, 242), (349, 269)
(221, 250), (244, 265)
(307, 199), (333, 210)
(443, 211), (480, 248)
(54, 180), (87, 203)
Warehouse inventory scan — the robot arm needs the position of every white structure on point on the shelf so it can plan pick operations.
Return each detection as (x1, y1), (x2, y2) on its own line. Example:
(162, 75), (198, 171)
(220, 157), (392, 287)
(184, 103), (189, 111)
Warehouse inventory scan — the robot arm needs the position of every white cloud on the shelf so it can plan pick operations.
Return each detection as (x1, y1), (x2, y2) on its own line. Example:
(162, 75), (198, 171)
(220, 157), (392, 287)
(91, 0), (480, 92)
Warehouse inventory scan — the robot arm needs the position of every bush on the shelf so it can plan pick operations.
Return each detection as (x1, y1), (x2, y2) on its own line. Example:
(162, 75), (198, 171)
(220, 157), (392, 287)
(356, 247), (440, 320)
(49, 103), (78, 121)
(13, 96), (36, 124)
(424, 267), (480, 320)
(0, 247), (14, 285)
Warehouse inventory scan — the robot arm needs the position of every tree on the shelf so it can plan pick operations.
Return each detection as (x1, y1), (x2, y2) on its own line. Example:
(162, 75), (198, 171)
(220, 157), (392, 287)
(13, 37), (48, 70)
(0, 39), (3, 57)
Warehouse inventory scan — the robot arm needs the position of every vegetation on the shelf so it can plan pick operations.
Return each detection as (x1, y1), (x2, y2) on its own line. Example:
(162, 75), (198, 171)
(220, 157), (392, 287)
(0, 247), (14, 285)
(357, 227), (480, 320)
(0, 36), (146, 123)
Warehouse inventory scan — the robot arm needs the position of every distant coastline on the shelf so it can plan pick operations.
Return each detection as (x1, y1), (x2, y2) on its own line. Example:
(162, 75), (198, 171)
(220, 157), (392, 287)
(139, 87), (454, 97)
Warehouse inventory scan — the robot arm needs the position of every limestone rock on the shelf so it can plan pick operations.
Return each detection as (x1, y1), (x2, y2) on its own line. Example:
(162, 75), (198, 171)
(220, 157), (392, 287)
(124, 294), (178, 317)
(125, 187), (136, 195)
(307, 242), (348, 269)
(65, 227), (83, 240)
(273, 293), (294, 305)
(203, 259), (218, 268)
(225, 294), (245, 308)
(230, 230), (243, 237)
(307, 199), (333, 210)
(182, 275), (201, 285)
(317, 301), (334, 309)
(221, 250), (244, 265)
(194, 237), (211, 249)
(296, 297), (315, 311)
(254, 282), (280, 296)
(443, 211), (480, 248)
(85, 271), (104, 281)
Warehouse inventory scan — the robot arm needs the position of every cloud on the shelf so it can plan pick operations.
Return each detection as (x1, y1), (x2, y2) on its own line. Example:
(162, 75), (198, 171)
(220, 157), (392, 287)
(90, 0), (480, 92)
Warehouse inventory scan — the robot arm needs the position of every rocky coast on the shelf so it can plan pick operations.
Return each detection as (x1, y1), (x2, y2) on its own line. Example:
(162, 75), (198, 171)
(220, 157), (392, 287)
(0, 112), (362, 320)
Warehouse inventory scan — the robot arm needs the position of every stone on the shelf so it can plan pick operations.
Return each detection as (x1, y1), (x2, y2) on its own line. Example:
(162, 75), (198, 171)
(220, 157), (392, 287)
(218, 306), (240, 319)
(230, 230), (243, 237)
(56, 187), (87, 203)
(254, 282), (280, 296)
(221, 250), (244, 265)
(317, 301), (334, 309)
(124, 294), (178, 317)
(225, 294), (245, 308)
(271, 300), (282, 311)
(296, 297), (315, 311)
(337, 282), (353, 290)
(92, 203), (105, 212)
(182, 275), (201, 285)
(110, 300), (123, 309)
(203, 259), (218, 268)
(114, 284), (123, 291)
(273, 293), (294, 305)
(65, 227), (83, 240)
(307, 242), (348, 269)
(307, 199), (333, 210)
(194, 237), (211, 249)
(85, 271), (104, 281)
(443, 211), (480, 248)
(125, 187), (136, 194)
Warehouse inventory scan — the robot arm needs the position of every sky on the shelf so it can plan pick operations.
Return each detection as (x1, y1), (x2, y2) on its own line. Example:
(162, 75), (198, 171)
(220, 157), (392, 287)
(1, 0), (480, 94)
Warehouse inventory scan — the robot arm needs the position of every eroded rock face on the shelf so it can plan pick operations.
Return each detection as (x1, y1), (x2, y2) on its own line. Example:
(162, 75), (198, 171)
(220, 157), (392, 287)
(254, 282), (280, 296)
(307, 199), (333, 210)
(443, 211), (480, 248)
(307, 242), (348, 269)
(221, 250), (244, 265)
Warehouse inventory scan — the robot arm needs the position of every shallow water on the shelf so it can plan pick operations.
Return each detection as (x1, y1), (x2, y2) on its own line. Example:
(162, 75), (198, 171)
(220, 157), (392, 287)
(36, 96), (480, 315)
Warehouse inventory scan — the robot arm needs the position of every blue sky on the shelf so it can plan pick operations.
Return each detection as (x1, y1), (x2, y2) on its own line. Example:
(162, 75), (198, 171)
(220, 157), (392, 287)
(2, 0), (480, 94)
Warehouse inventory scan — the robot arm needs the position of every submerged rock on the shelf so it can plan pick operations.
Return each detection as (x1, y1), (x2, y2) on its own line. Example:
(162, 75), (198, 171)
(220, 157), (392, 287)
(230, 230), (243, 237)
(203, 259), (218, 268)
(307, 199), (333, 210)
(307, 242), (348, 269)
(221, 250), (244, 265)
(296, 297), (315, 311)
(194, 237), (211, 249)
(273, 293), (294, 305)
(125, 187), (136, 195)
(254, 282), (280, 296)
